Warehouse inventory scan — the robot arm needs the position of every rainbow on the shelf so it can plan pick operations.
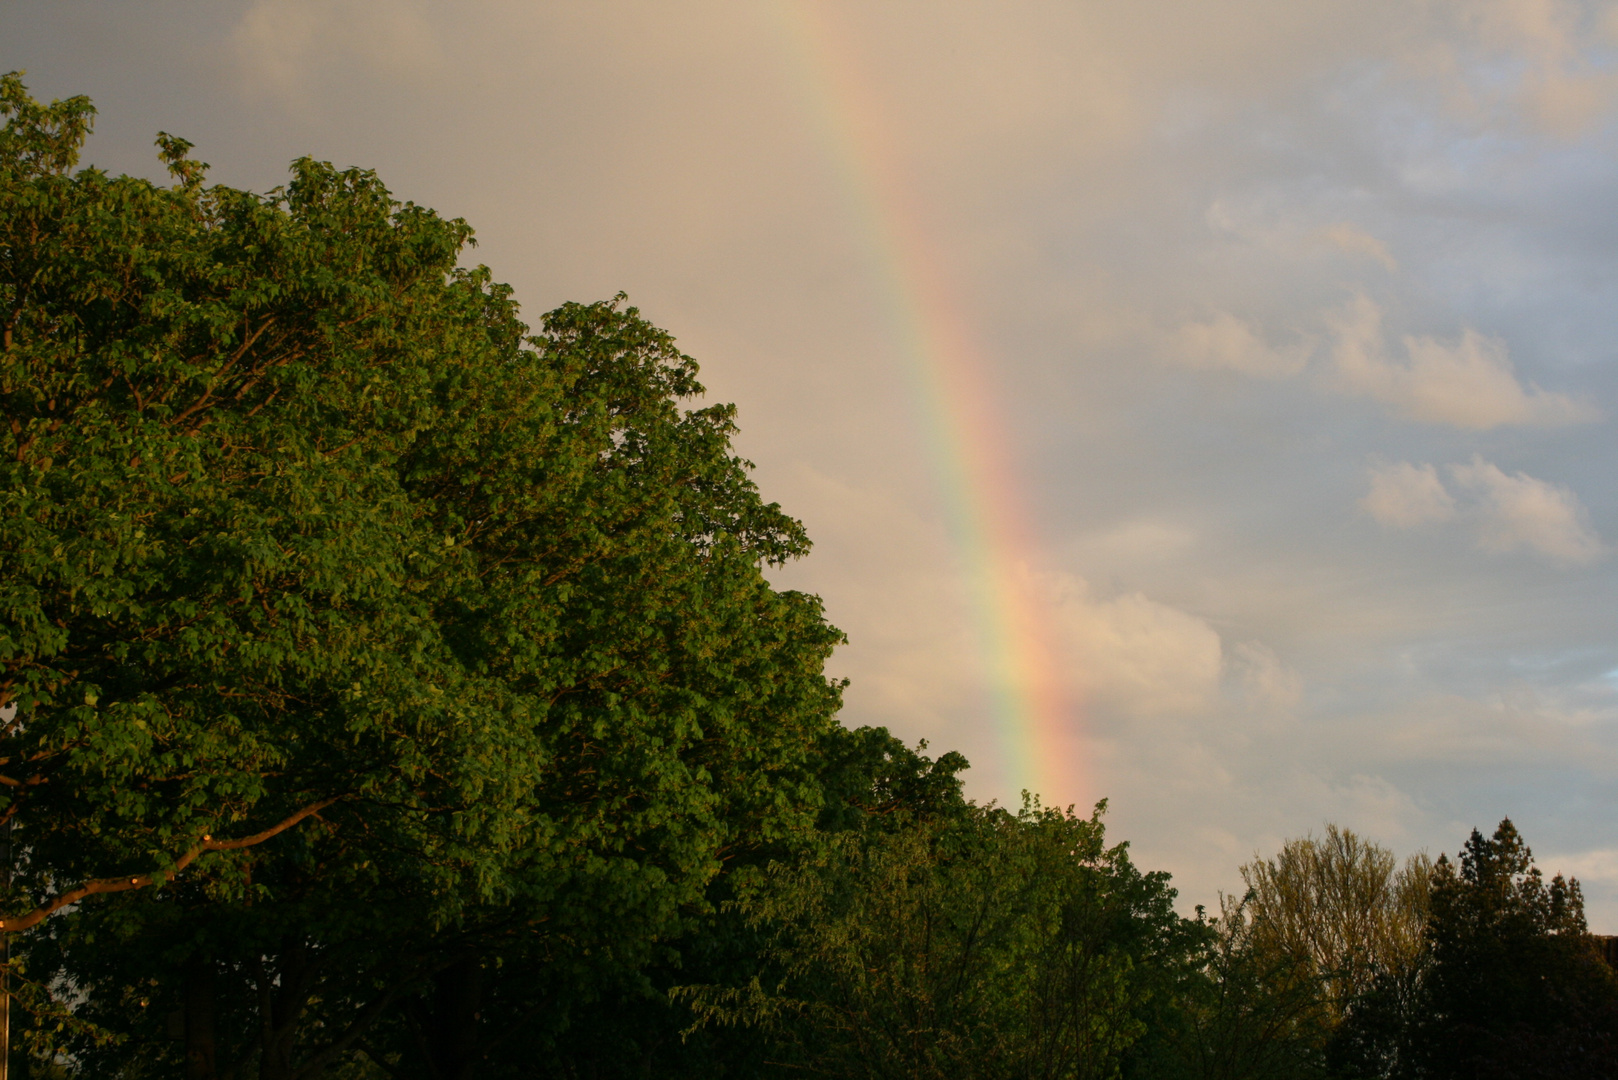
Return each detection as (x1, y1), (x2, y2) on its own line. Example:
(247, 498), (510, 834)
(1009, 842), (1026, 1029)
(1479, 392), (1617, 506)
(770, 2), (1081, 805)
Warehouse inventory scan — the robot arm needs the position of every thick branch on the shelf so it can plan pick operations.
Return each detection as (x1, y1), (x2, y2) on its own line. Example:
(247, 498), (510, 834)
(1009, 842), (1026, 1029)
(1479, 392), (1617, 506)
(0, 795), (345, 933)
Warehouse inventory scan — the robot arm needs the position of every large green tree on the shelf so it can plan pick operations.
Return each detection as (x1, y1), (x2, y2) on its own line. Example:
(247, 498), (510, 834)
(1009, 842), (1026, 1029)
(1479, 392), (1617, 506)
(0, 74), (844, 1077)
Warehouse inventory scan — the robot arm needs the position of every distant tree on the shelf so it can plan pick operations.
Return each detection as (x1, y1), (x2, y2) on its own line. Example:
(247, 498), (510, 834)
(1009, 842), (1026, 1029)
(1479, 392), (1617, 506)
(1147, 825), (1431, 1080)
(1412, 819), (1618, 1079)
(1240, 825), (1430, 1021)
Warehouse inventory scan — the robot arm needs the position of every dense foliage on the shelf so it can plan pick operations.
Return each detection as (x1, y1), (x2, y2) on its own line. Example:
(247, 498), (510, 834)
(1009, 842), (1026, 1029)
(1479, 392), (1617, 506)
(1, 78), (1615, 1080)
(681, 799), (1197, 1080)
(0, 74), (843, 1076)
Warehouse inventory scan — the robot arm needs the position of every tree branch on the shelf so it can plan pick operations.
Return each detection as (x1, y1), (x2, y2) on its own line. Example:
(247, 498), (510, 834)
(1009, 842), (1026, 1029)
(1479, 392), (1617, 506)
(290, 982), (409, 1080)
(0, 795), (345, 933)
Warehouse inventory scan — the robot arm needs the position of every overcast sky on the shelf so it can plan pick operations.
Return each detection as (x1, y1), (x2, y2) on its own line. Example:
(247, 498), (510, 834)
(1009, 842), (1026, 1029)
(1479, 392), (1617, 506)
(8, 0), (1618, 925)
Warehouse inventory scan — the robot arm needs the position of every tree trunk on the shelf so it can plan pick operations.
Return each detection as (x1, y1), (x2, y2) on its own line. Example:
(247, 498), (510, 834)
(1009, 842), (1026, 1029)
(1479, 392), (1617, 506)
(185, 951), (219, 1080)
(259, 937), (310, 1080)
(426, 957), (483, 1080)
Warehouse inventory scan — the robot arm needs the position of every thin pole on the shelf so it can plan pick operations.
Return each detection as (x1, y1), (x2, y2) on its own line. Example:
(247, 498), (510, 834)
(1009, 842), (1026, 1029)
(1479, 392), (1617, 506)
(1, 699), (16, 1080)
(2, 814), (11, 1080)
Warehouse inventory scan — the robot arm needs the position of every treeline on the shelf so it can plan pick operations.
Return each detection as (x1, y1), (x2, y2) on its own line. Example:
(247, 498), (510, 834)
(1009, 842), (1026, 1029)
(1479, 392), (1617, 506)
(2, 77), (1615, 1078)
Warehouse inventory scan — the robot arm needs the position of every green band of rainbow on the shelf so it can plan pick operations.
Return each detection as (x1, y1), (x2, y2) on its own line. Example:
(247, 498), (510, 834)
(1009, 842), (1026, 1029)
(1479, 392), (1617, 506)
(773, 2), (1079, 802)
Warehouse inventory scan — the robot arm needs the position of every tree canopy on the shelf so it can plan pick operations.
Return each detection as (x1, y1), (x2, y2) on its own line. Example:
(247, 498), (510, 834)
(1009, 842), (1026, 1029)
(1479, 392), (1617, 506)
(0, 72), (845, 1075)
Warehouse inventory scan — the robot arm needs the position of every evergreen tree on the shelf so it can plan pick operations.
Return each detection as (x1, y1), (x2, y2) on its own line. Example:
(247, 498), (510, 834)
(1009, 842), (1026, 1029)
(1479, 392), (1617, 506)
(1413, 819), (1618, 1079)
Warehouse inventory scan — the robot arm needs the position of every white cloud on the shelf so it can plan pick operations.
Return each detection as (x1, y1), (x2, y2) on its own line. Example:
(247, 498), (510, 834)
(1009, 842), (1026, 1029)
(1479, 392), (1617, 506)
(764, 466), (981, 742)
(1044, 571), (1225, 716)
(233, 0), (443, 100)
(1202, 206), (1398, 274)
(1546, 848), (1618, 885)
(1232, 640), (1303, 712)
(1068, 520), (1197, 566)
(1320, 222), (1398, 271)
(1541, 847), (1618, 931)
(1329, 295), (1598, 428)
(1362, 461), (1457, 528)
(1449, 456), (1606, 565)
(1171, 311), (1311, 377)
(1363, 457), (1604, 565)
